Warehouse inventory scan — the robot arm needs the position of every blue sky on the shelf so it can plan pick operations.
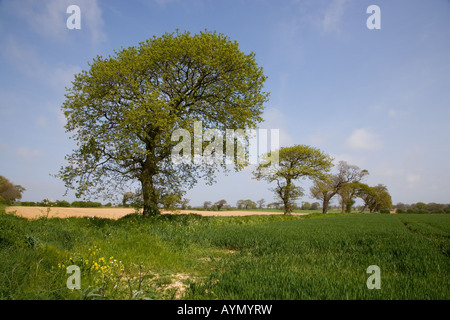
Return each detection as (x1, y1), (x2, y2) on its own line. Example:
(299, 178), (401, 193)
(0, 0), (449, 207)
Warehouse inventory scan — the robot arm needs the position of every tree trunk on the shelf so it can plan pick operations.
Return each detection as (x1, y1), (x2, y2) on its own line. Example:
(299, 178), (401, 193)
(141, 159), (160, 216)
(322, 198), (329, 214)
(283, 179), (292, 215)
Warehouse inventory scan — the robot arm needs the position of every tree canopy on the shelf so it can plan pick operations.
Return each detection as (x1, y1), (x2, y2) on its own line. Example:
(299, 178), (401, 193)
(56, 30), (269, 215)
(254, 145), (333, 215)
(0, 176), (25, 205)
(310, 161), (368, 213)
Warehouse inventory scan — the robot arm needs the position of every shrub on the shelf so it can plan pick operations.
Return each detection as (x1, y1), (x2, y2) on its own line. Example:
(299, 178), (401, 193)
(379, 209), (390, 214)
(20, 202), (37, 206)
(396, 208), (405, 214)
(71, 201), (102, 208)
(55, 200), (71, 207)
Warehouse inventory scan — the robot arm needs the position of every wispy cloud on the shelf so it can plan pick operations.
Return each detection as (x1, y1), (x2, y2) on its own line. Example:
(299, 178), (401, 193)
(321, 0), (349, 35)
(15, 146), (44, 163)
(1, 36), (81, 91)
(345, 128), (383, 151)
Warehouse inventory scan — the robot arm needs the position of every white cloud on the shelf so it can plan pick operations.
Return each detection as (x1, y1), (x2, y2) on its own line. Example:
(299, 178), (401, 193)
(15, 147), (44, 162)
(321, 0), (349, 35)
(1, 36), (81, 91)
(36, 116), (48, 128)
(388, 109), (397, 118)
(406, 173), (421, 184)
(345, 128), (383, 151)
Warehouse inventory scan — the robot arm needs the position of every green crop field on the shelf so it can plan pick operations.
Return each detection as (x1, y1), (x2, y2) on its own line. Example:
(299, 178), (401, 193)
(1, 205), (448, 300)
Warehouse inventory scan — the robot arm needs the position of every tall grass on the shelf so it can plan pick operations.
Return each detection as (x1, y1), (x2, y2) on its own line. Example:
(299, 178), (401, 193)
(1, 205), (448, 299)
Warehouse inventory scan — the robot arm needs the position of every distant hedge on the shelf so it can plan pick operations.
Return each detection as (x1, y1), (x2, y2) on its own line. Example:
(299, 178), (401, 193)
(16, 200), (103, 208)
(70, 201), (102, 208)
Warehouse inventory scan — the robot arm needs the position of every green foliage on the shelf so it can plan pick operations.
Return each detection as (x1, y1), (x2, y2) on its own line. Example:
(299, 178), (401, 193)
(254, 145), (333, 214)
(55, 200), (71, 207)
(71, 201), (102, 208)
(310, 202), (320, 210)
(357, 183), (392, 213)
(0, 176), (25, 205)
(56, 29), (269, 216)
(301, 202), (311, 210)
(19, 201), (37, 206)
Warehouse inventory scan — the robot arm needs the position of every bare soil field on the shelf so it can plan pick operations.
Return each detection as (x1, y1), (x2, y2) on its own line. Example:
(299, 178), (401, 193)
(5, 206), (309, 220)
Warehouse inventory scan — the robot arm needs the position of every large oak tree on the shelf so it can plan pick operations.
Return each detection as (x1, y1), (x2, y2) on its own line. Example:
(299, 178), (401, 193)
(57, 30), (269, 215)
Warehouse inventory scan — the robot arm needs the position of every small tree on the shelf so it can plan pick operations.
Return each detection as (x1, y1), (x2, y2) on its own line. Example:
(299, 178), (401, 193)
(159, 193), (182, 210)
(181, 198), (190, 210)
(254, 145), (333, 215)
(357, 183), (392, 213)
(203, 201), (212, 210)
(301, 201), (311, 210)
(0, 176), (26, 205)
(310, 202), (320, 210)
(267, 202), (281, 209)
(122, 192), (135, 207)
(311, 161), (369, 214)
(242, 199), (257, 209)
(214, 199), (227, 211)
(256, 198), (265, 209)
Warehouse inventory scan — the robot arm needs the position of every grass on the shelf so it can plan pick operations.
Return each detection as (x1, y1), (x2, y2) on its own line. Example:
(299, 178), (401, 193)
(1, 204), (448, 300)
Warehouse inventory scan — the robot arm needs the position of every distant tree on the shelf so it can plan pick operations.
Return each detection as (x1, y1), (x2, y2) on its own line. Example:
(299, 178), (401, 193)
(55, 200), (71, 207)
(336, 163), (369, 213)
(310, 202), (320, 210)
(181, 198), (190, 210)
(301, 201), (311, 210)
(254, 145), (333, 215)
(267, 202), (281, 209)
(426, 203), (445, 213)
(357, 183), (392, 213)
(0, 176), (26, 205)
(239, 199), (257, 209)
(236, 200), (244, 209)
(338, 182), (360, 213)
(395, 202), (407, 211)
(122, 192), (135, 207)
(256, 198), (265, 209)
(214, 199), (227, 211)
(203, 201), (212, 210)
(413, 202), (428, 213)
(159, 193), (182, 210)
(311, 161), (368, 214)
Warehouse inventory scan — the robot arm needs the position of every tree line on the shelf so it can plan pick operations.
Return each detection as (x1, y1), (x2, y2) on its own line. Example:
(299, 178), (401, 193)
(253, 145), (394, 215)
